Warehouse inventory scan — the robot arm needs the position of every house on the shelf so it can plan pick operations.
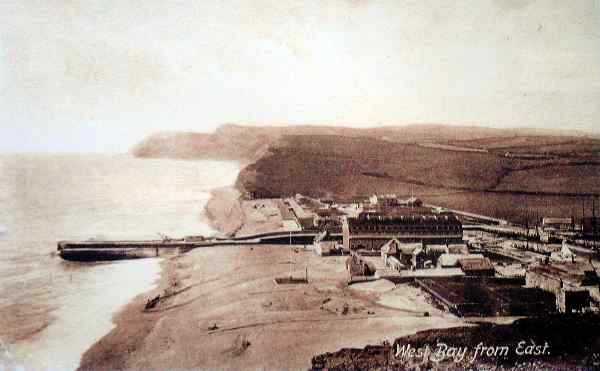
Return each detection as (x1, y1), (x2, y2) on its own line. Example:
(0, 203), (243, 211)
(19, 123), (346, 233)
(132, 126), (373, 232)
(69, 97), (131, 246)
(396, 242), (425, 270)
(380, 239), (426, 270)
(346, 254), (376, 277)
(332, 196), (369, 209)
(423, 244), (449, 267)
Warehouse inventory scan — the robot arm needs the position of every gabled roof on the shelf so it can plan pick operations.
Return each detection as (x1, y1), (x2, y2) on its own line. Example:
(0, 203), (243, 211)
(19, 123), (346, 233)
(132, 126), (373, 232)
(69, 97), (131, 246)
(381, 238), (399, 254)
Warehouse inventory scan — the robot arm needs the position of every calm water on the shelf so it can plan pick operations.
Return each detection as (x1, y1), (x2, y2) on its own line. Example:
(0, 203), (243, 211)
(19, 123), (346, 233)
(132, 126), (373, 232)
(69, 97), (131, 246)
(0, 154), (239, 370)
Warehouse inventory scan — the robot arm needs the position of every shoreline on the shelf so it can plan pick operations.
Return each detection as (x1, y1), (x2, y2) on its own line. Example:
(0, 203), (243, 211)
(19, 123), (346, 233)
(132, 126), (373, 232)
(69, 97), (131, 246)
(78, 185), (243, 370)
(77, 193), (467, 370)
(78, 257), (174, 370)
(77, 242), (466, 370)
(78, 185), (469, 370)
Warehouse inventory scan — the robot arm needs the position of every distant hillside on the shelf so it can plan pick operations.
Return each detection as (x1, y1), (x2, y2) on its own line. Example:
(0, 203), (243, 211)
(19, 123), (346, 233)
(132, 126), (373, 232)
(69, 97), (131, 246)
(132, 123), (596, 163)
(133, 124), (600, 223)
(234, 134), (600, 222)
(236, 134), (600, 196)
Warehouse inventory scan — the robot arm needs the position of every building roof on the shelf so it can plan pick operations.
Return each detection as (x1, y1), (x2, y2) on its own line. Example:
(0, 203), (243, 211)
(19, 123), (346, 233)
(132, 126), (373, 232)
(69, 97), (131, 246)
(397, 242), (424, 255)
(348, 213), (461, 233)
(332, 196), (369, 204)
(542, 217), (573, 225)
(380, 239), (399, 255)
(458, 257), (494, 272)
(401, 196), (423, 205)
(358, 211), (459, 222)
(527, 262), (598, 287)
(439, 253), (483, 267)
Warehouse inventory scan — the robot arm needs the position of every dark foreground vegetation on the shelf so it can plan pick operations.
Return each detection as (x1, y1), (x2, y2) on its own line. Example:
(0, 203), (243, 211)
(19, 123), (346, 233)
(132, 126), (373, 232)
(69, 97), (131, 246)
(310, 314), (600, 370)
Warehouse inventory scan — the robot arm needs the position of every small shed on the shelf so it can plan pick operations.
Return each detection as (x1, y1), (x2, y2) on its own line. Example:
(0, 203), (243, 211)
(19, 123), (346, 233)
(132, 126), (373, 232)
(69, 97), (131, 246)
(458, 257), (495, 276)
(438, 253), (484, 268)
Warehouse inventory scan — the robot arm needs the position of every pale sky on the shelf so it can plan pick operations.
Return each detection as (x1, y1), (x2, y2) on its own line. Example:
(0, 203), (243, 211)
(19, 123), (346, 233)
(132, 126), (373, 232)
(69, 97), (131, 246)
(1, 0), (599, 153)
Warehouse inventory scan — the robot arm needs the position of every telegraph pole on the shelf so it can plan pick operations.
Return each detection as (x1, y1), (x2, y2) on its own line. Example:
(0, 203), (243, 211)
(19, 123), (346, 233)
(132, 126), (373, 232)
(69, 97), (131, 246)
(289, 231), (293, 279)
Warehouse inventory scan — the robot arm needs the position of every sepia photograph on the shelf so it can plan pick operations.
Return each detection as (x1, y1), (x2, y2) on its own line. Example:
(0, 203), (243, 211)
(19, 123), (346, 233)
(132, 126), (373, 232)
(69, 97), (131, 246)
(1, 1), (600, 370)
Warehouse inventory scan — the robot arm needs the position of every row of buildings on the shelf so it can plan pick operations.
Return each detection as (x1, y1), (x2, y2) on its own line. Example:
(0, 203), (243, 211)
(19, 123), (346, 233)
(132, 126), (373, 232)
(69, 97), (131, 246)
(307, 194), (600, 314)
(313, 195), (498, 278)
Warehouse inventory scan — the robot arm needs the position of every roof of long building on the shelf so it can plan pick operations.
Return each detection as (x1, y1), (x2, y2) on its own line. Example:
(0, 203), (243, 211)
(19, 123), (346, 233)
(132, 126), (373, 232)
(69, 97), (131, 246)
(351, 212), (461, 226)
(542, 217), (573, 225)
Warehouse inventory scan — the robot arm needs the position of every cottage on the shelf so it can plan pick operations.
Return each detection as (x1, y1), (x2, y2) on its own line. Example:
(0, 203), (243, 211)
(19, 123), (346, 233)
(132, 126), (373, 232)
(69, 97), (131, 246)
(380, 239), (426, 270)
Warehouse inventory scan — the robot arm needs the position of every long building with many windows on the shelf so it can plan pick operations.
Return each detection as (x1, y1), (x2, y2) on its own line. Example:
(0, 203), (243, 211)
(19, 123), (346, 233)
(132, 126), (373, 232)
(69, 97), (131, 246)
(342, 210), (463, 252)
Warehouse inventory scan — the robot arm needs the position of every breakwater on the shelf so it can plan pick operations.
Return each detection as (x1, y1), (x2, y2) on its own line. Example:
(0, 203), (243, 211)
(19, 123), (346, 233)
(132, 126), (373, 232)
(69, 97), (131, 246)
(58, 240), (232, 261)
(57, 231), (331, 261)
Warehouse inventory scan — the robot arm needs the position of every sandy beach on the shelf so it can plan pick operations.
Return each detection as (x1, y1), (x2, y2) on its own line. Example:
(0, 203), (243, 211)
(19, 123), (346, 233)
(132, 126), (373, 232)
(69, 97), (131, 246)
(77, 186), (469, 370)
(78, 239), (465, 370)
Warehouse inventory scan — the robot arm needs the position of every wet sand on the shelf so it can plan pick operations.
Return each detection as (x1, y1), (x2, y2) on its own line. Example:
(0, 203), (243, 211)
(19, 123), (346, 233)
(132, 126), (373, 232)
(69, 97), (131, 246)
(78, 244), (464, 370)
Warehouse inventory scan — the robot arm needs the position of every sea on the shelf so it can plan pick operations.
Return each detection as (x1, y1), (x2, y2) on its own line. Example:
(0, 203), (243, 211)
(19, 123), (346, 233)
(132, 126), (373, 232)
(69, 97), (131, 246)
(0, 154), (240, 370)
